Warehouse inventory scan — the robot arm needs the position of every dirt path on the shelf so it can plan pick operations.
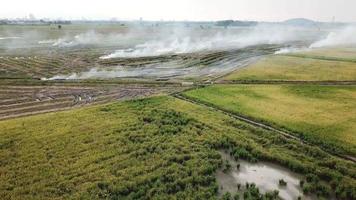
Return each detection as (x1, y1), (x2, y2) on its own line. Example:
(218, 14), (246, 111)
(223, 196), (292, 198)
(173, 93), (356, 164)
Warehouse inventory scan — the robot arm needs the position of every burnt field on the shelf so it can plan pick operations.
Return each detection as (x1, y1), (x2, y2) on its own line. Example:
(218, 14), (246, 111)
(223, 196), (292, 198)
(0, 25), (285, 120)
(0, 24), (315, 81)
(0, 44), (281, 80)
(0, 49), (101, 79)
(0, 36), (282, 119)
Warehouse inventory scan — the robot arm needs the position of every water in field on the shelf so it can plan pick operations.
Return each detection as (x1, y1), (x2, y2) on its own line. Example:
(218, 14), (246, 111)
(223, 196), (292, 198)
(216, 151), (316, 200)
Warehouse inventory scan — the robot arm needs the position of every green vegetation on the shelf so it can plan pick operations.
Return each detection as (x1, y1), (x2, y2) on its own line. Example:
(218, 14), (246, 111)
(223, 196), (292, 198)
(243, 183), (279, 200)
(301, 174), (332, 197)
(0, 96), (355, 199)
(183, 84), (356, 155)
(278, 179), (287, 186)
(224, 55), (356, 81)
(221, 192), (232, 200)
(223, 160), (232, 173)
(0, 97), (222, 199)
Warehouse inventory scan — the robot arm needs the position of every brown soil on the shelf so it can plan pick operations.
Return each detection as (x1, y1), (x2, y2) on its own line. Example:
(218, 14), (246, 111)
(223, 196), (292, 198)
(0, 84), (182, 120)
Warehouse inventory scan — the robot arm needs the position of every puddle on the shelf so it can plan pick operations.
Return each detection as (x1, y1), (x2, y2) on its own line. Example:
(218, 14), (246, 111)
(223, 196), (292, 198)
(216, 151), (316, 200)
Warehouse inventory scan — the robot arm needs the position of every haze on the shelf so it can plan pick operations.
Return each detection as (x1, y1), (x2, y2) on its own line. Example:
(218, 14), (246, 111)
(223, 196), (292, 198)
(1, 0), (356, 22)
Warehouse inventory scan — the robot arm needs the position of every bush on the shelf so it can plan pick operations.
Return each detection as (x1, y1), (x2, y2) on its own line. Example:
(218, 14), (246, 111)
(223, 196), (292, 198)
(223, 160), (231, 173)
(278, 179), (287, 186)
(221, 192), (232, 200)
(233, 193), (240, 200)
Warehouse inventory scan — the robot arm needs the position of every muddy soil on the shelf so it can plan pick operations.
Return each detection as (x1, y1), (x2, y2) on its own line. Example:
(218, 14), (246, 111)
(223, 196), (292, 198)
(0, 84), (182, 120)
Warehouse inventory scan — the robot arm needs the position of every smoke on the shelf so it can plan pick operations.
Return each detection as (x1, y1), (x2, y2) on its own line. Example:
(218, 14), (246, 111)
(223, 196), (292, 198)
(0, 36), (21, 40)
(101, 24), (318, 59)
(1, 24), (320, 53)
(1, 27), (146, 50)
(0, 31), (41, 50)
(43, 46), (267, 80)
(274, 47), (310, 54)
(43, 66), (188, 80)
(43, 57), (254, 80)
(100, 36), (214, 59)
(310, 26), (356, 48)
(38, 31), (124, 47)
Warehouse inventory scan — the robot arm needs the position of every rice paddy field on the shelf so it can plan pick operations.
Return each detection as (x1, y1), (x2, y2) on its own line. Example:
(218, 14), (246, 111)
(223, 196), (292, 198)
(1, 96), (355, 199)
(1, 23), (356, 200)
(183, 84), (356, 155)
(287, 48), (356, 62)
(224, 54), (356, 82)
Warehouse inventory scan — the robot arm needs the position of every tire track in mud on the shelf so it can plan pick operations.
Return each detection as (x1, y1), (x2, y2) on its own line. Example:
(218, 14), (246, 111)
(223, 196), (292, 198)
(172, 93), (356, 164)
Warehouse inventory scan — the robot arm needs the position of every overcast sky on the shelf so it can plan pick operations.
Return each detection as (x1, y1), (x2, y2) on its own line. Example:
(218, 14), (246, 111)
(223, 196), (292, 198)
(1, 0), (356, 22)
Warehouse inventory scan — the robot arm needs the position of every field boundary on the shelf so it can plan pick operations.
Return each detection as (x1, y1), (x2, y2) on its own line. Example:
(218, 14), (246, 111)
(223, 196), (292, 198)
(216, 80), (356, 85)
(283, 54), (356, 63)
(173, 93), (356, 163)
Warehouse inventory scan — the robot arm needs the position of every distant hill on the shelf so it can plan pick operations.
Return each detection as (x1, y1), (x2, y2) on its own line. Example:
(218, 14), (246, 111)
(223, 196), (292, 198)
(283, 18), (318, 26)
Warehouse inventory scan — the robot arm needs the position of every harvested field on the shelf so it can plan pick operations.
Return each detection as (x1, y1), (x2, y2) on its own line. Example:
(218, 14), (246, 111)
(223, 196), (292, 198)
(0, 45), (281, 81)
(0, 49), (104, 79)
(0, 84), (181, 120)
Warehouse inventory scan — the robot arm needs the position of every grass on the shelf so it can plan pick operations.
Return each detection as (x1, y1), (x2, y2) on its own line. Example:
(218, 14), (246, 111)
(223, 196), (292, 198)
(1, 96), (355, 199)
(224, 55), (356, 81)
(289, 48), (356, 61)
(183, 84), (356, 155)
(0, 96), (221, 199)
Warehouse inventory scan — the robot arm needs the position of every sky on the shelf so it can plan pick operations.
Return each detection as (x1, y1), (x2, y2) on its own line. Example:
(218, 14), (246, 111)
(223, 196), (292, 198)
(1, 0), (356, 22)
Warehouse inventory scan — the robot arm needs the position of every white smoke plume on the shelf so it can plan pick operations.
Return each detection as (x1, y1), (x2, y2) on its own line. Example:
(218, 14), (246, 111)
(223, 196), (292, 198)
(0, 30), (44, 50)
(0, 36), (21, 40)
(274, 47), (310, 54)
(38, 31), (126, 47)
(101, 24), (318, 59)
(43, 50), (260, 80)
(310, 26), (356, 48)
(43, 66), (186, 80)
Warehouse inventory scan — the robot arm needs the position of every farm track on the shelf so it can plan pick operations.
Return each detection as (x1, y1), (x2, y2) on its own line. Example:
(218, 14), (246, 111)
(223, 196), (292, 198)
(0, 84), (181, 121)
(173, 93), (356, 163)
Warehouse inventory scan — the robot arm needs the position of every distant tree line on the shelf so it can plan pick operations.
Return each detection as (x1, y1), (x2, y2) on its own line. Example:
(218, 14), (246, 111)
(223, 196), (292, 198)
(0, 19), (71, 25)
(215, 20), (258, 28)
